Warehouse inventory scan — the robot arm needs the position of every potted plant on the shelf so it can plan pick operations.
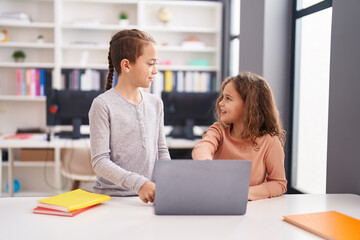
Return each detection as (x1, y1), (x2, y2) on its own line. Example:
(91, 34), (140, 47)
(118, 12), (129, 26)
(12, 50), (26, 62)
(37, 34), (44, 44)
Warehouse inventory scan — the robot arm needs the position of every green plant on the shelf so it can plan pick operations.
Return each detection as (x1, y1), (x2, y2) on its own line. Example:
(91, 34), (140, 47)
(119, 12), (128, 20)
(12, 50), (26, 59)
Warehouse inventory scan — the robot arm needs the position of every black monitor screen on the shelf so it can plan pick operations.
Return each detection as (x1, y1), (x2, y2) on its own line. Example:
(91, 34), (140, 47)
(162, 91), (218, 139)
(46, 89), (103, 139)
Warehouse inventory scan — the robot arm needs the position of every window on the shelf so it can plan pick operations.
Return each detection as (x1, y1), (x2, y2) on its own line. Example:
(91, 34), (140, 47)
(297, 0), (325, 10)
(290, 0), (332, 193)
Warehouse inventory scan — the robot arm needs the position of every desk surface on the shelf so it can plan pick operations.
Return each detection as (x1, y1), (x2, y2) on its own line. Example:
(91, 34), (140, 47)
(0, 135), (200, 149)
(0, 194), (359, 240)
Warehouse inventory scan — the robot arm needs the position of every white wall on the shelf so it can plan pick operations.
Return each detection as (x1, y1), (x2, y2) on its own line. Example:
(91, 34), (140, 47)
(326, 0), (360, 195)
(239, 0), (264, 75)
(240, 0), (292, 177)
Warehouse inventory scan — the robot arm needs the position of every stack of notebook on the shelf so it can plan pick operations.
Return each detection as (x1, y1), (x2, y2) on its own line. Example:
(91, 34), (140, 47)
(33, 189), (110, 217)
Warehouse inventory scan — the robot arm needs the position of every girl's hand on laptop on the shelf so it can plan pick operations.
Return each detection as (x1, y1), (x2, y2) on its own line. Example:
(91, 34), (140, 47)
(139, 181), (156, 203)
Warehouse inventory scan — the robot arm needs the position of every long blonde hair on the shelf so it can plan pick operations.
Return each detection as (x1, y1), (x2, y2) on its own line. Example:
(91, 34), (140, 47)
(215, 72), (286, 148)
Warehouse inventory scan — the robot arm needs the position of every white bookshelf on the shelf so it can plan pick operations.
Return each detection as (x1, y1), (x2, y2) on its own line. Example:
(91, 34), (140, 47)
(0, 42), (55, 48)
(0, 0), (222, 194)
(0, 62), (55, 68)
(0, 95), (46, 101)
(0, 22), (55, 28)
(2, 161), (55, 167)
(0, 0), (222, 91)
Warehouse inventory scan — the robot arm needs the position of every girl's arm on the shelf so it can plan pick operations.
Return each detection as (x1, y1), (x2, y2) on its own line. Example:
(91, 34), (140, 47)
(89, 98), (149, 194)
(192, 123), (222, 160)
(248, 137), (287, 200)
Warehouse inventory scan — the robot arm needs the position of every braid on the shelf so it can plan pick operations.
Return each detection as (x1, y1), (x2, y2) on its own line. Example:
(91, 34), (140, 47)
(106, 48), (114, 91)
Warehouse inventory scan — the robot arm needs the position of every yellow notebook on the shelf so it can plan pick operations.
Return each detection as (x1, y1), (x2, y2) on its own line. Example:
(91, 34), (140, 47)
(37, 189), (110, 212)
(283, 211), (360, 240)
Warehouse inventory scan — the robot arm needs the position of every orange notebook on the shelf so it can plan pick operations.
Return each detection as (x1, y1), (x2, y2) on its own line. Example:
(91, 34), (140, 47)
(283, 211), (360, 240)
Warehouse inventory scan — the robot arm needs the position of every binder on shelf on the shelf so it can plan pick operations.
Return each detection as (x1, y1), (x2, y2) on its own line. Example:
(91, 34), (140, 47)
(201, 72), (211, 92)
(80, 69), (101, 90)
(194, 71), (201, 92)
(62, 69), (105, 90)
(176, 71), (185, 92)
(184, 71), (193, 92)
(164, 70), (173, 92)
(149, 70), (216, 94)
(152, 71), (164, 98)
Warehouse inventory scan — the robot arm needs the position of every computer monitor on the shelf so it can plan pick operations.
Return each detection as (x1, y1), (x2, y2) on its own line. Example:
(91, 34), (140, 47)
(46, 89), (104, 139)
(162, 91), (218, 139)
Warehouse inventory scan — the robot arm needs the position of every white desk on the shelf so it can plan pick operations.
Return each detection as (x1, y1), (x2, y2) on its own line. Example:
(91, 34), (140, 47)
(0, 136), (199, 197)
(0, 136), (92, 197)
(0, 194), (359, 240)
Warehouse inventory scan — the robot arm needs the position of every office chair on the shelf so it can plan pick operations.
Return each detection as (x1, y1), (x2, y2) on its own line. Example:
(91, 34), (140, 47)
(61, 147), (96, 190)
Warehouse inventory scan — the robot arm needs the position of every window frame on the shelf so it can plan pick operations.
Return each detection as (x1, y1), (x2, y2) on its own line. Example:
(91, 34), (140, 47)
(287, 0), (333, 194)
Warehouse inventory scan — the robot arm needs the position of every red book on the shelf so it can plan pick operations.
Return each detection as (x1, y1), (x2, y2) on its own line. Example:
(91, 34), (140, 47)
(16, 68), (22, 96)
(33, 204), (98, 217)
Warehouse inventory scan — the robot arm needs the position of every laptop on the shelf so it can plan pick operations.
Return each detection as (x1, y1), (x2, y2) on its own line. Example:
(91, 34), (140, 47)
(154, 159), (252, 215)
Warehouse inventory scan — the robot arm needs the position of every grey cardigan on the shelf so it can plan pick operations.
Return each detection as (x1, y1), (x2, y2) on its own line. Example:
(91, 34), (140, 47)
(88, 88), (170, 196)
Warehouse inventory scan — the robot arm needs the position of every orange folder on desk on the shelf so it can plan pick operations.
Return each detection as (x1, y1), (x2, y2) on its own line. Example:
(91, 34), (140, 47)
(283, 211), (360, 240)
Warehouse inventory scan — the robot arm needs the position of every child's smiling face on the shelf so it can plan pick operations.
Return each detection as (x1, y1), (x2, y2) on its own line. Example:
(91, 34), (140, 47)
(218, 81), (244, 125)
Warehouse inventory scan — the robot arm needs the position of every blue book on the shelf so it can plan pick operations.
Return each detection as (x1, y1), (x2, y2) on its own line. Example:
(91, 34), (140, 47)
(21, 68), (26, 96)
(39, 69), (45, 96)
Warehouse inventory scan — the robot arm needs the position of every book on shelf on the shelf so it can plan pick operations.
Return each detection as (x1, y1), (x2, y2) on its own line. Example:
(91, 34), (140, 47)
(0, 12), (32, 23)
(151, 70), (216, 98)
(283, 211), (360, 240)
(16, 68), (48, 97)
(164, 70), (173, 92)
(62, 69), (103, 90)
(33, 204), (98, 217)
(151, 71), (164, 98)
(37, 189), (110, 212)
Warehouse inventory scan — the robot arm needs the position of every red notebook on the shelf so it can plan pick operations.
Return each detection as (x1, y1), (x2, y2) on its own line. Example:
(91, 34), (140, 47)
(33, 204), (98, 217)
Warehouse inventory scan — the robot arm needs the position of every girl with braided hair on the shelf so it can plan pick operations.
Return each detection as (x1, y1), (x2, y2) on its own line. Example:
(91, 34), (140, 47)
(192, 72), (287, 201)
(89, 29), (170, 203)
